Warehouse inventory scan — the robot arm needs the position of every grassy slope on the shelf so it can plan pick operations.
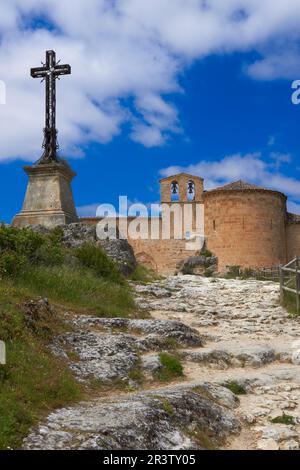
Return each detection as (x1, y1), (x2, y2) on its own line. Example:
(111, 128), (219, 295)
(0, 226), (138, 449)
(14, 265), (135, 318)
(0, 282), (81, 449)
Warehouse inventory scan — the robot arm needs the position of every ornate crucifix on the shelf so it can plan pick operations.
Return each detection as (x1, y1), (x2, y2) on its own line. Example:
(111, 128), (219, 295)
(31, 50), (71, 164)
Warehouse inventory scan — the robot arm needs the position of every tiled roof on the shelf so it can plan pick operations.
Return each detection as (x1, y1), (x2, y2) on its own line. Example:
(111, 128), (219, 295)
(213, 180), (267, 191)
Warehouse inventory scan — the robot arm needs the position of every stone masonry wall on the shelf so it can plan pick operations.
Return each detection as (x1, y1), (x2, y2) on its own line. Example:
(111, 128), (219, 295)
(82, 217), (200, 275)
(81, 182), (291, 275)
(286, 223), (300, 261)
(204, 190), (287, 272)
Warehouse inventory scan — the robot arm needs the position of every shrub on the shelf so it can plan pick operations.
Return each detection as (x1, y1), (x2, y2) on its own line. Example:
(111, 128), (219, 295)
(0, 251), (28, 278)
(48, 226), (64, 244)
(225, 266), (241, 279)
(0, 225), (44, 259)
(130, 264), (160, 283)
(75, 243), (123, 283)
(282, 290), (299, 316)
(33, 242), (65, 267)
(201, 249), (213, 258)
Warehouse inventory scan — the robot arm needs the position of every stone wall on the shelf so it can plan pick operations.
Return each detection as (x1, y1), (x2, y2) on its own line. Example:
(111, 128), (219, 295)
(204, 190), (287, 272)
(82, 188), (289, 275)
(286, 223), (300, 260)
(81, 177), (294, 275)
(82, 217), (200, 275)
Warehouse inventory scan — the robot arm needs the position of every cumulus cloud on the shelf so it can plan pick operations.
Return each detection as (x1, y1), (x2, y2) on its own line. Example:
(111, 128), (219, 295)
(0, 0), (300, 160)
(160, 151), (300, 213)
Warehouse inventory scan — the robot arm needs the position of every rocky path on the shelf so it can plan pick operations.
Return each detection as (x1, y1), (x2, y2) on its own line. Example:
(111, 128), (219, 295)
(23, 276), (300, 450)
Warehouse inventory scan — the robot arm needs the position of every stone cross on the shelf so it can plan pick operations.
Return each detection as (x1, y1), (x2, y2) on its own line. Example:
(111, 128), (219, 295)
(31, 50), (71, 164)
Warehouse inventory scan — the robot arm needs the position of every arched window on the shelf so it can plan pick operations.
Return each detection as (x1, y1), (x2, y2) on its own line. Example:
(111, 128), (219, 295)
(171, 181), (179, 201)
(187, 180), (195, 201)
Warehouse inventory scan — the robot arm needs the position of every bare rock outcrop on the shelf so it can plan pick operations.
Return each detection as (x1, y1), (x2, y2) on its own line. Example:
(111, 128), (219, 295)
(23, 384), (240, 450)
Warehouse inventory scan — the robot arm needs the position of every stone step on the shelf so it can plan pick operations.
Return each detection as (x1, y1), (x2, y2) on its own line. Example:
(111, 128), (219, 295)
(180, 344), (278, 368)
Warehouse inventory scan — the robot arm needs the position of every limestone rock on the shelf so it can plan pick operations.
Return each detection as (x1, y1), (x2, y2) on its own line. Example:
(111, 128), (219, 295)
(23, 386), (240, 450)
(178, 255), (218, 276)
(142, 354), (162, 374)
(33, 222), (137, 276)
(22, 298), (55, 333)
(97, 239), (136, 276)
(61, 223), (97, 247)
(257, 439), (280, 450)
(57, 331), (139, 382)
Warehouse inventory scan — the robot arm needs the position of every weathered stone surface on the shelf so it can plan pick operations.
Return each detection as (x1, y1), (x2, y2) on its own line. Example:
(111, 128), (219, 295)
(32, 222), (137, 276)
(56, 331), (139, 382)
(97, 239), (136, 276)
(178, 255), (218, 276)
(141, 354), (162, 374)
(62, 223), (136, 275)
(23, 385), (240, 450)
(22, 298), (55, 333)
(22, 275), (300, 450)
(13, 162), (78, 228)
(61, 223), (97, 248)
(53, 316), (204, 383)
(181, 348), (232, 369)
(257, 438), (280, 450)
(70, 316), (204, 348)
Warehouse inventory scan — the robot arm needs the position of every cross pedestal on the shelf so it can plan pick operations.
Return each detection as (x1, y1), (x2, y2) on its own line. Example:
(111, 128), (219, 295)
(13, 161), (78, 228)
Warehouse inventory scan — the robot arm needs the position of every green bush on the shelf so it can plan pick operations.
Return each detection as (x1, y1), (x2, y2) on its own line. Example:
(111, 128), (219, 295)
(0, 251), (28, 278)
(282, 290), (299, 316)
(225, 266), (241, 279)
(33, 241), (65, 266)
(75, 243), (123, 283)
(0, 225), (44, 259)
(130, 264), (160, 283)
(201, 249), (213, 258)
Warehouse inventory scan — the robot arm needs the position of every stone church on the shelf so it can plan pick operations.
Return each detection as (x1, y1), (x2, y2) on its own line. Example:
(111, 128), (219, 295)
(81, 172), (300, 275)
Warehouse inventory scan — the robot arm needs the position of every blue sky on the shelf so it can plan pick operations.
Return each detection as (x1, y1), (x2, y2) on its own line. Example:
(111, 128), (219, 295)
(0, 1), (300, 222)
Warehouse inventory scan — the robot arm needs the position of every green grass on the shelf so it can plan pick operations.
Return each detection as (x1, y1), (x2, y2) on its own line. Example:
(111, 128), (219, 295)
(224, 381), (247, 395)
(0, 284), (82, 449)
(155, 353), (184, 382)
(0, 225), (139, 448)
(281, 290), (299, 316)
(271, 413), (295, 425)
(13, 265), (135, 318)
(130, 264), (161, 284)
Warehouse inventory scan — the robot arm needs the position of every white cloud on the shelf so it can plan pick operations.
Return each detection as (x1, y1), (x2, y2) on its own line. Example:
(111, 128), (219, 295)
(0, 0), (300, 160)
(160, 151), (300, 207)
